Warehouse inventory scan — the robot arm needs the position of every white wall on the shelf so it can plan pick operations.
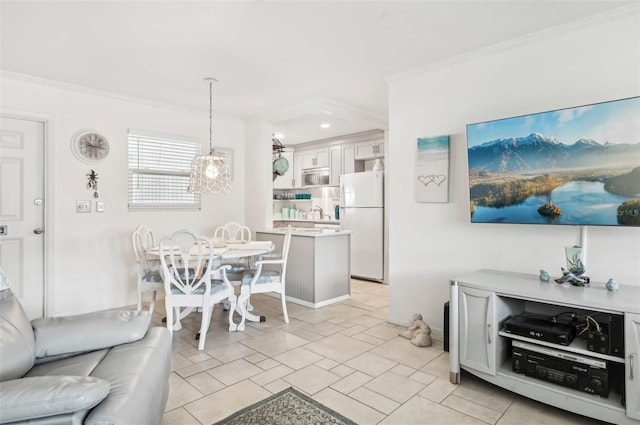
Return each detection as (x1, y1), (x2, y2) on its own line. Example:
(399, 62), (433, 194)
(244, 117), (275, 235)
(1, 76), (246, 315)
(387, 10), (640, 332)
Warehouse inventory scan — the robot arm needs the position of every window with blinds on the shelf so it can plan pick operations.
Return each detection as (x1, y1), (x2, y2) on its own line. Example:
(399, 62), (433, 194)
(128, 130), (201, 210)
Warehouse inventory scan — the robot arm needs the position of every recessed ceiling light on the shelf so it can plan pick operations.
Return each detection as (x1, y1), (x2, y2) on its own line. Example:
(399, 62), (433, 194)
(320, 123), (331, 128)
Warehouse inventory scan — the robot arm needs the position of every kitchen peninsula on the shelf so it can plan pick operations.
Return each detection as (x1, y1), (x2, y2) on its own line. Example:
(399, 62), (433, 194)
(272, 218), (340, 228)
(256, 228), (351, 308)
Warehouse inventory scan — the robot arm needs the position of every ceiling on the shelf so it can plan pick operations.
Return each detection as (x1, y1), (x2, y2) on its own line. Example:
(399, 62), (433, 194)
(1, 1), (633, 145)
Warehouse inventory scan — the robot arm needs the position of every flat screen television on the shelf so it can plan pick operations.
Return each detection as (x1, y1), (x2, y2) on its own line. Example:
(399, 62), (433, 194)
(466, 96), (640, 226)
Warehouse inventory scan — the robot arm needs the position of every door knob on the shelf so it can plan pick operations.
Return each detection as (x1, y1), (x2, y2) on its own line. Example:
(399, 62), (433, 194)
(33, 227), (44, 234)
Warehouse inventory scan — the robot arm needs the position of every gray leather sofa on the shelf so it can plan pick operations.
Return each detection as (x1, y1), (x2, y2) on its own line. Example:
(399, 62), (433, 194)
(0, 285), (172, 424)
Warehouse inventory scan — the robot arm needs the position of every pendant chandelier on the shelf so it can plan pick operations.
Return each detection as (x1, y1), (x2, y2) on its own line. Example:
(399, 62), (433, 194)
(187, 78), (232, 194)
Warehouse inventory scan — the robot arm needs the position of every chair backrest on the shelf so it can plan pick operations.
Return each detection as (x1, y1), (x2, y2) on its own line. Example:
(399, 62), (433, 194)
(279, 227), (293, 281)
(214, 222), (252, 242)
(132, 225), (157, 272)
(159, 229), (215, 296)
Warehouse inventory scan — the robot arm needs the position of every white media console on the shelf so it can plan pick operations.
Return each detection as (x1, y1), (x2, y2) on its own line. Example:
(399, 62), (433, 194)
(449, 269), (640, 425)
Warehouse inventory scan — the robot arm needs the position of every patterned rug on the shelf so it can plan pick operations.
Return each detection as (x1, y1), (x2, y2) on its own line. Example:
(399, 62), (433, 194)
(214, 387), (357, 425)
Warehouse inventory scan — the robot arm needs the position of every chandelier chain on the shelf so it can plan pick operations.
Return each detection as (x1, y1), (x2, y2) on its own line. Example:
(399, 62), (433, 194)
(187, 77), (231, 194)
(209, 79), (213, 153)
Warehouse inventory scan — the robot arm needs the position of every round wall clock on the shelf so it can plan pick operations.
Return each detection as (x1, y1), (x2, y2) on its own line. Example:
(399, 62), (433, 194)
(71, 129), (110, 163)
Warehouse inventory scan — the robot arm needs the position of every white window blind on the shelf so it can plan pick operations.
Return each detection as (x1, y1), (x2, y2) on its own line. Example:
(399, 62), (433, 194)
(128, 130), (201, 210)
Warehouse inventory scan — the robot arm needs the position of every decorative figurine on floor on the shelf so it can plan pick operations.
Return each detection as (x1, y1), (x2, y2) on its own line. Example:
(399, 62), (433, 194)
(605, 278), (619, 292)
(539, 270), (550, 282)
(399, 313), (432, 347)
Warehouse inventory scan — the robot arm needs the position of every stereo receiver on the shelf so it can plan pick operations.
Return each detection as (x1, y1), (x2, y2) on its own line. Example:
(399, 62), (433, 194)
(512, 340), (609, 397)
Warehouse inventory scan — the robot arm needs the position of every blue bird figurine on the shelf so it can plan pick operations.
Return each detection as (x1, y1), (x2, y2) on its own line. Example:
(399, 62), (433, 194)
(605, 278), (619, 292)
(539, 270), (550, 282)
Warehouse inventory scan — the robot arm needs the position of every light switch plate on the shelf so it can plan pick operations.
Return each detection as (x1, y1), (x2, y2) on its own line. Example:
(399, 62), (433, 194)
(96, 201), (105, 212)
(76, 200), (91, 213)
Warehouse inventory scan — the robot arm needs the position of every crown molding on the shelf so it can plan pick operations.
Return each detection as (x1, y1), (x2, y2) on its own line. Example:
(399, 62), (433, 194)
(385, 4), (639, 84)
(266, 97), (387, 128)
(0, 70), (243, 124)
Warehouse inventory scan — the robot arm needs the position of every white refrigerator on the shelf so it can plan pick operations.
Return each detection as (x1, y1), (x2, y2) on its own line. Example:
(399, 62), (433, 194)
(339, 171), (384, 281)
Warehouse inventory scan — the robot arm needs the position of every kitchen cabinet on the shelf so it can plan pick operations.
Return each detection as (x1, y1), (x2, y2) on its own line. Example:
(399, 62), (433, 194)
(450, 269), (640, 425)
(293, 152), (303, 188)
(329, 146), (341, 186)
(330, 143), (361, 186)
(273, 151), (294, 189)
(354, 139), (384, 160)
(301, 148), (329, 169)
(257, 229), (351, 308)
(342, 144), (356, 175)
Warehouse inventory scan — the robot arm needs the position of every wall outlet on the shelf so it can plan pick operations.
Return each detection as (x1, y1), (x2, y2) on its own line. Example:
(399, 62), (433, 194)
(76, 200), (91, 213)
(96, 201), (105, 212)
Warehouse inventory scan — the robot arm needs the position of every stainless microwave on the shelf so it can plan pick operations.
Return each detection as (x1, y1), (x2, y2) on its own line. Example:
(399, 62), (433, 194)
(302, 168), (330, 187)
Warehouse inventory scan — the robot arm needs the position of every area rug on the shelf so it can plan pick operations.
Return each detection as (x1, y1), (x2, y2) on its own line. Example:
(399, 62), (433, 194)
(214, 387), (357, 425)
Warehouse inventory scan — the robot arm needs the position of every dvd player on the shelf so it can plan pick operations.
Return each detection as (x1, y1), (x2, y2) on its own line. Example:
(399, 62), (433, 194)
(504, 313), (576, 345)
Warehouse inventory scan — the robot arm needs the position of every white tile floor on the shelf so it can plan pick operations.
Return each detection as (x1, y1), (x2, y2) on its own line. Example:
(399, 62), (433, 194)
(156, 279), (610, 425)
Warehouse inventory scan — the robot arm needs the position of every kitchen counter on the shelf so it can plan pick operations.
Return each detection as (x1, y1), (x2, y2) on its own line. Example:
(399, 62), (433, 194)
(273, 218), (340, 225)
(266, 227), (349, 237)
(256, 230), (350, 308)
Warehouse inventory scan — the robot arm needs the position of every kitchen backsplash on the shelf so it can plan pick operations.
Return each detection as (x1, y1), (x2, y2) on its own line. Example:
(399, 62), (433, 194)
(274, 187), (339, 221)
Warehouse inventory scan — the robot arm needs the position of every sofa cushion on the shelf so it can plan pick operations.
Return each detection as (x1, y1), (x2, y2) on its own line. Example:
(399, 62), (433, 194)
(32, 310), (151, 358)
(85, 327), (171, 425)
(26, 349), (109, 377)
(0, 289), (36, 381)
(241, 269), (281, 285)
(0, 375), (110, 423)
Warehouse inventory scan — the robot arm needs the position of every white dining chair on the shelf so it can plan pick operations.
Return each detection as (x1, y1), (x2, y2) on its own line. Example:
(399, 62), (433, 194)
(159, 229), (237, 350)
(213, 221), (251, 243)
(131, 224), (164, 313)
(214, 221), (253, 288)
(236, 226), (292, 331)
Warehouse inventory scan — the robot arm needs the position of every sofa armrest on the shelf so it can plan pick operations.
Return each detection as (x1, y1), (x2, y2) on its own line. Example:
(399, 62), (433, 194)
(32, 310), (151, 358)
(0, 376), (110, 423)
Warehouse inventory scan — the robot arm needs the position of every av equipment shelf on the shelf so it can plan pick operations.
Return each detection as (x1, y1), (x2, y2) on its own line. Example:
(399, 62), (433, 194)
(450, 269), (640, 425)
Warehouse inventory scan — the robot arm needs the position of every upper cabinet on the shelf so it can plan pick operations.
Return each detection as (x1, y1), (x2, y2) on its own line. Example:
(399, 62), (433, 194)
(273, 131), (384, 189)
(342, 144), (356, 175)
(300, 148), (329, 169)
(293, 152), (303, 188)
(273, 151), (295, 189)
(354, 139), (384, 160)
(329, 146), (341, 186)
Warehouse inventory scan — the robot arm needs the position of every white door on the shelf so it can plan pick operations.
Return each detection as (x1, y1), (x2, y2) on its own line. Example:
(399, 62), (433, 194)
(626, 313), (640, 420)
(458, 286), (496, 375)
(0, 116), (45, 319)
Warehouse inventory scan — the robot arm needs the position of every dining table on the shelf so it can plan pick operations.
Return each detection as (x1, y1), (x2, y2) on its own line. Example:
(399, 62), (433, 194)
(146, 239), (274, 329)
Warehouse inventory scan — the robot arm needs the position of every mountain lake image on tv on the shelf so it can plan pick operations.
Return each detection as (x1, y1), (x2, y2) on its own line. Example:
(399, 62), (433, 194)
(466, 96), (640, 226)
